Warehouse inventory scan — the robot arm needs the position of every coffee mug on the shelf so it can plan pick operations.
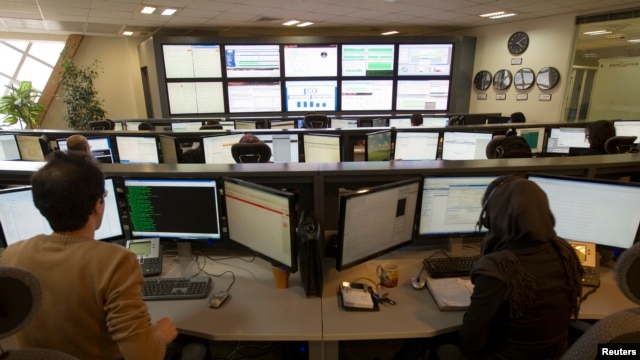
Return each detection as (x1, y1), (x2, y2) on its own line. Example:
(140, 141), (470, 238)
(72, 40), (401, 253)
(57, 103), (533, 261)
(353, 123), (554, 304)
(376, 263), (399, 288)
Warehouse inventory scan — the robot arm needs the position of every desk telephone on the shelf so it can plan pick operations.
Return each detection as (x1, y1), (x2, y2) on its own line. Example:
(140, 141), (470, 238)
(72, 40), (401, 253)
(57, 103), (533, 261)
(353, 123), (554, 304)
(126, 238), (162, 276)
(568, 240), (600, 287)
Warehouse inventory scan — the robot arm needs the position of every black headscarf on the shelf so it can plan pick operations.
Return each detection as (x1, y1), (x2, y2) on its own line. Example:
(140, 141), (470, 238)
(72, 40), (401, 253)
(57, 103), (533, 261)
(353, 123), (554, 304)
(473, 175), (583, 318)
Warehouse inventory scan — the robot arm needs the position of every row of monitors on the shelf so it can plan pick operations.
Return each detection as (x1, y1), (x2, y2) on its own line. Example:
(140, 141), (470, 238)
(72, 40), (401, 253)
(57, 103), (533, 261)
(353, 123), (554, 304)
(160, 43), (454, 115)
(2, 173), (639, 275)
(2, 121), (639, 164)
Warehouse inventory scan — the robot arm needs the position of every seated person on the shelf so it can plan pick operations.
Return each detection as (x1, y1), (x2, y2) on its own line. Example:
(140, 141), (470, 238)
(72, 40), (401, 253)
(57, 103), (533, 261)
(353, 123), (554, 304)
(436, 176), (583, 360)
(239, 133), (262, 144)
(506, 112), (526, 136)
(65, 134), (90, 155)
(410, 113), (424, 127)
(579, 120), (616, 156)
(138, 121), (154, 130)
(0, 151), (178, 359)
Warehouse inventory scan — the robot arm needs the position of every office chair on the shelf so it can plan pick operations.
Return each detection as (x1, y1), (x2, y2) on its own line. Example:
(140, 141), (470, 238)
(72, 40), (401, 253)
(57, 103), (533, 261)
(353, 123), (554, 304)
(230, 143), (272, 163)
(604, 136), (638, 154)
(88, 120), (114, 130)
(561, 242), (640, 360)
(304, 114), (329, 128)
(199, 124), (223, 130)
(0, 265), (79, 359)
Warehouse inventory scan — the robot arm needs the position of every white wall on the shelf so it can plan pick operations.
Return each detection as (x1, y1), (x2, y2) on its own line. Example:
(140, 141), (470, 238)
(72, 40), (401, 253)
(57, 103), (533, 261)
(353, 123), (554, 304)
(456, 14), (576, 124)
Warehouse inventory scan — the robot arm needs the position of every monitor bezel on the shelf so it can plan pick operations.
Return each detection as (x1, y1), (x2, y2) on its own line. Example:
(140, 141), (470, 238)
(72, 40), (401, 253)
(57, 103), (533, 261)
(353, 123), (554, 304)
(365, 129), (393, 161)
(221, 177), (298, 272)
(335, 177), (423, 271)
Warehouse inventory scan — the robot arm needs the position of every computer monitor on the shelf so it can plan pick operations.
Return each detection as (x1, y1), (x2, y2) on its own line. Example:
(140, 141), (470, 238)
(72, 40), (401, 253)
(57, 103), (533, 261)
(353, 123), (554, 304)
(202, 133), (244, 164)
(441, 132), (493, 160)
(227, 81), (282, 113)
(331, 118), (358, 128)
(15, 134), (48, 161)
(284, 80), (338, 112)
(283, 44), (338, 77)
(358, 118), (387, 127)
(486, 116), (510, 124)
(56, 136), (115, 163)
(418, 175), (498, 240)
(123, 178), (222, 242)
(528, 174), (640, 250)
(158, 135), (182, 164)
(397, 43), (453, 76)
(114, 135), (160, 164)
(340, 80), (393, 111)
(0, 134), (21, 161)
(0, 178), (125, 247)
(614, 120), (640, 144)
(336, 178), (422, 271)
(225, 44), (280, 78)
(162, 44), (222, 78)
(166, 82), (225, 115)
(393, 131), (440, 160)
(254, 133), (299, 163)
(389, 118), (412, 128)
(395, 80), (449, 111)
(545, 127), (589, 154)
(422, 117), (449, 128)
(516, 127), (546, 154)
(222, 177), (298, 272)
(171, 121), (203, 132)
(302, 133), (342, 163)
(365, 130), (392, 161)
(341, 44), (394, 77)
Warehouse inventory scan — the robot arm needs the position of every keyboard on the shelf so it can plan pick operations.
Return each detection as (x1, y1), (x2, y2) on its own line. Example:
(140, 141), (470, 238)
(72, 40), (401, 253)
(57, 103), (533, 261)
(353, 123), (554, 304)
(423, 256), (480, 278)
(142, 276), (212, 301)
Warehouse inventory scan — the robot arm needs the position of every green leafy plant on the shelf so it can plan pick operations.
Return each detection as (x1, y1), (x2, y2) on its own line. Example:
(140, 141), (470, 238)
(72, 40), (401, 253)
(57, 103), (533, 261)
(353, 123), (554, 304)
(0, 81), (47, 129)
(57, 57), (106, 130)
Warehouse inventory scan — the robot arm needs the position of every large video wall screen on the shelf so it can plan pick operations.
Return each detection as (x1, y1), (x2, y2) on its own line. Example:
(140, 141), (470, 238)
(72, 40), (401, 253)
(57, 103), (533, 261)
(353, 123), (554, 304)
(159, 41), (455, 115)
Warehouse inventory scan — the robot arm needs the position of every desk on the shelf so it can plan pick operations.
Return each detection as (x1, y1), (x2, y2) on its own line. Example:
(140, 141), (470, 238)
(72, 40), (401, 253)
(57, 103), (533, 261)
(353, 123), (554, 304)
(145, 253), (323, 360)
(320, 246), (637, 360)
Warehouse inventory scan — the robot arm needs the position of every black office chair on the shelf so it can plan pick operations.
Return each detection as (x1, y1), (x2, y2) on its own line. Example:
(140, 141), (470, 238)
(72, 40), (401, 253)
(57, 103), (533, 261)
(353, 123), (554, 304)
(199, 124), (223, 130)
(485, 135), (532, 159)
(561, 242), (640, 359)
(230, 143), (272, 163)
(88, 120), (114, 130)
(304, 114), (329, 128)
(0, 265), (79, 359)
(604, 136), (637, 154)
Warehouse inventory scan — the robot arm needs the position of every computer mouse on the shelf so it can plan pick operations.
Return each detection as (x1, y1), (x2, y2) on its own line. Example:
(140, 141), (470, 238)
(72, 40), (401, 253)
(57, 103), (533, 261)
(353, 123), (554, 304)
(208, 290), (230, 309)
(411, 276), (426, 290)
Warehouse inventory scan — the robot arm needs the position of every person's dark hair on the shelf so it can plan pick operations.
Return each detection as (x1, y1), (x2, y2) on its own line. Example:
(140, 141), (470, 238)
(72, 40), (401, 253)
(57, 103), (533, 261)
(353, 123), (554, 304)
(31, 151), (105, 232)
(509, 112), (526, 123)
(585, 120), (615, 148)
(138, 122), (154, 130)
(239, 133), (262, 144)
(410, 113), (423, 126)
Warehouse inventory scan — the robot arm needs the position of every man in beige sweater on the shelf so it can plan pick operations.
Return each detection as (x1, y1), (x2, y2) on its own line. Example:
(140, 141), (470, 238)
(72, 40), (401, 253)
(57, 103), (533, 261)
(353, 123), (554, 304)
(1, 151), (177, 359)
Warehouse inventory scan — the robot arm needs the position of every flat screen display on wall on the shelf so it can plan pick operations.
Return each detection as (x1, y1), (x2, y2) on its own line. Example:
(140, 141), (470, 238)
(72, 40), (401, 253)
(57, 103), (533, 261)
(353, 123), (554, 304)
(285, 80), (337, 112)
(341, 44), (394, 77)
(284, 44), (338, 77)
(341, 80), (393, 111)
(225, 44), (281, 78)
(162, 44), (222, 79)
(227, 81), (282, 113)
(397, 44), (453, 76)
(167, 82), (225, 114)
(396, 80), (450, 111)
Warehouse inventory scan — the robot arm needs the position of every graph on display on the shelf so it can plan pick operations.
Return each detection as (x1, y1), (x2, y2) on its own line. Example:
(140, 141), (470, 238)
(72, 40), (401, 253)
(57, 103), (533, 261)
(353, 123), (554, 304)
(167, 82), (225, 114)
(397, 44), (453, 76)
(225, 45), (280, 78)
(396, 80), (450, 110)
(285, 80), (337, 111)
(341, 80), (393, 111)
(162, 44), (222, 78)
(341, 44), (395, 76)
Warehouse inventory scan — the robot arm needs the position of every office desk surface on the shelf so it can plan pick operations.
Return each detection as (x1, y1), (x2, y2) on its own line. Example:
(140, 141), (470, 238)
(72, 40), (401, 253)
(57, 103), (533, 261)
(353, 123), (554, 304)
(145, 254), (322, 342)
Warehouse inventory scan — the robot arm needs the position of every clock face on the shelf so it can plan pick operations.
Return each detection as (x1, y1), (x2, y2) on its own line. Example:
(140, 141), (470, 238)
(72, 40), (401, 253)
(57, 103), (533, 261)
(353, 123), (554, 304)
(514, 68), (535, 90)
(493, 69), (513, 90)
(536, 67), (561, 90)
(473, 70), (492, 90)
(508, 31), (529, 55)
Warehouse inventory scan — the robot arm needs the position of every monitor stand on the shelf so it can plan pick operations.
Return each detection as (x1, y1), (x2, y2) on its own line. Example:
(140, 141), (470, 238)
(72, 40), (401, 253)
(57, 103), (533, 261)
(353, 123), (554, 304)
(445, 237), (479, 257)
(177, 241), (193, 261)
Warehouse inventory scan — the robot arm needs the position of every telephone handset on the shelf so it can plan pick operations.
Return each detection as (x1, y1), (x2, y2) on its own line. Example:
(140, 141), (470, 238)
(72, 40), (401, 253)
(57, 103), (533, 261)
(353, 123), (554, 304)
(126, 238), (162, 276)
(568, 240), (600, 287)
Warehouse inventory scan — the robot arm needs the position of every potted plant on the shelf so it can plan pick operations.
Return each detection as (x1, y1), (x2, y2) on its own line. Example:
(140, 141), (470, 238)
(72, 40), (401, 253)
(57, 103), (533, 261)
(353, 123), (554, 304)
(0, 81), (47, 129)
(57, 57), (107, 130)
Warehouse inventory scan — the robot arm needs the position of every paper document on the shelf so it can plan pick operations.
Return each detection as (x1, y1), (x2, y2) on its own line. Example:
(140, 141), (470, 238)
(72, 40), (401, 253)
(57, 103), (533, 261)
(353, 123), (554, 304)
(426, 276), (474, 311)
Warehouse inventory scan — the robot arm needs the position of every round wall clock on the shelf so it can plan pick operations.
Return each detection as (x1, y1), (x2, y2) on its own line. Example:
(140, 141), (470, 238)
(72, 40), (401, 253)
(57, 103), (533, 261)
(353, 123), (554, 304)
(473, 70), (492, 90)
(514, 68), (535, 90)
(507, 31), (529, 55)
(493, 69), (513, 90)
(536, 67), (561, 90)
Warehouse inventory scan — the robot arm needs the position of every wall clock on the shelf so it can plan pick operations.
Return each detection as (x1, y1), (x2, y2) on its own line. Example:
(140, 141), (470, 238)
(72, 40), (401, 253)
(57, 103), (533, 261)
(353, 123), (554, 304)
(473, 70), (492, 90)
(507, 31), (529, 55)
(514, 68), (535, 90)
(493, 69), (512, 90)
(536, 67), (561, 90)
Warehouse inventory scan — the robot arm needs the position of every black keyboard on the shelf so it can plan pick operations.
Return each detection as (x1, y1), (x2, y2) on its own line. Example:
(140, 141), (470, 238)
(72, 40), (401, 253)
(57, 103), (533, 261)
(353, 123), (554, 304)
(142, 276), (212, 301)
(423, 256), (480, 278)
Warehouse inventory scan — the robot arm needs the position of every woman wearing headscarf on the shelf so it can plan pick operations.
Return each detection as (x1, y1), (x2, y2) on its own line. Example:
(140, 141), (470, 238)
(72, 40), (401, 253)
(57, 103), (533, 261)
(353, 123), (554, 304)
(440, 175), (583, 360)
